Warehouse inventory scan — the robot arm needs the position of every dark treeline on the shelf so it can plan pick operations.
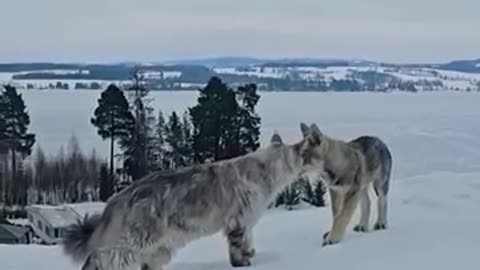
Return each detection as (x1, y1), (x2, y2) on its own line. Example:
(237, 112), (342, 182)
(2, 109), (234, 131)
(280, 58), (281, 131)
(0, 74), (326, 218)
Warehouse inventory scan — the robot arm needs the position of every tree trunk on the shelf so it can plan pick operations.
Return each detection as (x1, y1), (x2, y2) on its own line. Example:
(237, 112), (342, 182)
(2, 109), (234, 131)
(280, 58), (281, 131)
(110, 133), (114, 180)
(10, 146), (16, 206)
(109, 111), (115, 195)
(1, 153), (7, 217)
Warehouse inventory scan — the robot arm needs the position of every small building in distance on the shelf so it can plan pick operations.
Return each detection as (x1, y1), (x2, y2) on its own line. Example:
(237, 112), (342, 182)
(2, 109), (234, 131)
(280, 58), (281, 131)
(25, 202), (105, 245)
(0, 223), (32, 244)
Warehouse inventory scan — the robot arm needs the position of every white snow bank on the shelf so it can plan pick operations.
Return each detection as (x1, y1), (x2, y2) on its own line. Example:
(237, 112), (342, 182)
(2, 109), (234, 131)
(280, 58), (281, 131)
(1, 171), (479, 270)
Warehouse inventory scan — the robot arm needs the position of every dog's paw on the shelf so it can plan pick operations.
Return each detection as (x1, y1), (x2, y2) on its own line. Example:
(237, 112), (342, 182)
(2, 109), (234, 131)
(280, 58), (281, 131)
(322, 232), (340, 247)
(322, 238), (339, 247)
(353, 225), (368, 232)
(230, 258), (252, 268)
(373, 223), (387, 230)
(242, 248), (256, 258)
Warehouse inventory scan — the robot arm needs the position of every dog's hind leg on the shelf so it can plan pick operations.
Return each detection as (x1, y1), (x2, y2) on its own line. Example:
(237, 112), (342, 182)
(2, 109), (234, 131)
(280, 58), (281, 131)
(323, 188), (361, 246)
(81, 248), (139, 270)
(353, 187), (371, 232)
(373, 178), (389, 230)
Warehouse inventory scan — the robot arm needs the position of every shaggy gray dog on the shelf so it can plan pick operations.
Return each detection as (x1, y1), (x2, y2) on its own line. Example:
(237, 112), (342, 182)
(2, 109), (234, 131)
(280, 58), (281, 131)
(62, 125), (324, 270)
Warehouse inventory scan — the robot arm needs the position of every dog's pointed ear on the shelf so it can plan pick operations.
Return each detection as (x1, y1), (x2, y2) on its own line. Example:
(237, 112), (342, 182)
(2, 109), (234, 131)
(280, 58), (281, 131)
(309, 123), (323, 145)
(300, 122), (310, 138)
(270, 132), (283, 146)
(310, 123), (323, 137)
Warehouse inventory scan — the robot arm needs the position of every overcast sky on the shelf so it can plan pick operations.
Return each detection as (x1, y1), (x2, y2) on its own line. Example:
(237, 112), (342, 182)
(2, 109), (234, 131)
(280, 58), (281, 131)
(1, 0), (479, 63)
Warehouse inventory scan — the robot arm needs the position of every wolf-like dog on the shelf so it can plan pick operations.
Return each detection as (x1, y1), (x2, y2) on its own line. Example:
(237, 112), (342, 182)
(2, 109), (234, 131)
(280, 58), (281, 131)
(62, 130), (322, 270)
(297, 123), (392, 246)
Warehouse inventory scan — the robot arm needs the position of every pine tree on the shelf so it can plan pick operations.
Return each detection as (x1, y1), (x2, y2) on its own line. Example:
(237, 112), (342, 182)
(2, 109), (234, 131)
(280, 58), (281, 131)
(91, 84), (134, 191)
(150, 110), (167, 170)
(235, 83), (261, 155)
(276, 179), (302, 210)
(0, 85), (36, 205)
(189, 77), (261, 163)
(189, 77), (238, 163)
(181, 111), (194, 166)
(122, 70), (157, 180)
(163, 111), (187, 169)
(312, 179), (326, 207)
(299, 176), (326, 207)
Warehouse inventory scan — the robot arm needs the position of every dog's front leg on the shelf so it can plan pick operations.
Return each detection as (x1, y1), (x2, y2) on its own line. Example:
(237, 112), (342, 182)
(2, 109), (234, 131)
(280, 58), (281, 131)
(323, 187), (345, 244)
(323, 188), (360, 246)
(225, 227), (254, 267)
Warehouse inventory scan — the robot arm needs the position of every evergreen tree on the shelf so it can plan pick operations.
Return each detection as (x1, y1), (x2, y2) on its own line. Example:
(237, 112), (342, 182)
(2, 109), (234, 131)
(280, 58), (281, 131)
(122, 70), (156, 180)
(275, 179), (302, 210)
(299, 177), (326, 207)
(0, 85), (36, 199)
(311, 179), (326, 207)
(189, 77), (261, 163)
(181, 111), (194, 166)
(150, 110), (167, 170)
(235, 83), (261, 155)
(189, 77), (238, 163)
(91, 84), (134, 190)
(164, 111), (190, 169)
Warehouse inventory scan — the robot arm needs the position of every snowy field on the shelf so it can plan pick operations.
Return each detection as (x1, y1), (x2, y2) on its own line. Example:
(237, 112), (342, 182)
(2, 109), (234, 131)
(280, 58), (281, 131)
(18, 90), (480, 179)
(1, 90), (480, 269)
(2, 172), (480, 270)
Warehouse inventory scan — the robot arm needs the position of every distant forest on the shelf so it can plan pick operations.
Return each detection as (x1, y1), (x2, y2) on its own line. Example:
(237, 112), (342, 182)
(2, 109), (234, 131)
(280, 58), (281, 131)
(2, 58), (480, 92)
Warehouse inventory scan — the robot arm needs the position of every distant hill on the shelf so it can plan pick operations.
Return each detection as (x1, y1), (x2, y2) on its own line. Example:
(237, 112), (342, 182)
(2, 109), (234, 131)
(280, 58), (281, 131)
(162, 57), (268, 68)
(1, 57), (479, 92)
(437, 59), (480, 73)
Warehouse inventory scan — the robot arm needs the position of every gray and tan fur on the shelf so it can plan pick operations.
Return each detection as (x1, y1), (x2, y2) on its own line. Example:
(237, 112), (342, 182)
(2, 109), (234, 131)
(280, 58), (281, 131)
(297, 123), (392, 246)
(62, 130), (319, 270)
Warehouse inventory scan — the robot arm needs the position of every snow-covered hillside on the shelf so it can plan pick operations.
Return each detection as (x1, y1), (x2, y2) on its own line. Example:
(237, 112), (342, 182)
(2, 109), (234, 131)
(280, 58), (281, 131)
(214, 65), (480, 91)
(1, 171), (479, 270)
(2, 62), (480, 91)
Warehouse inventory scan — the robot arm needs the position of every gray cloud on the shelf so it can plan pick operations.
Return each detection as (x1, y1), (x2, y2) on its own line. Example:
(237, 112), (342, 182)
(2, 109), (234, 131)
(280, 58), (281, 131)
(1, 0), (479, 63)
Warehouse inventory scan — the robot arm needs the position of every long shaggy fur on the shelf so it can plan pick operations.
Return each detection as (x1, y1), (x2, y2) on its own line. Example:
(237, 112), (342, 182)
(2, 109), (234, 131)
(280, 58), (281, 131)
(62, 213), (102, 263)
(61, 129), (320, 270)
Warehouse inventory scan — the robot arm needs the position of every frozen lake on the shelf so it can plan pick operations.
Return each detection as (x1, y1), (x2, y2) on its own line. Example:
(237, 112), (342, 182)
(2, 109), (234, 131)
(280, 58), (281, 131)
(19, 89), (480, 179)
(3, 90), (480, 270)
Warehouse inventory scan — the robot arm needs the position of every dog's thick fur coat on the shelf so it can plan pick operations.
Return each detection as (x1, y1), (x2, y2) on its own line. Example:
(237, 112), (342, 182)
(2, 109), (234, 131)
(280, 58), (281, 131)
(298, 123), (392, 246)
(62, 130), (319, 270)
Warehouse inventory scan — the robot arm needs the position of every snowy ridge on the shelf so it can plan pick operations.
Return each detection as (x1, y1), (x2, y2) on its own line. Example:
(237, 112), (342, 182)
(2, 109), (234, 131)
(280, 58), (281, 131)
(2, 61), (480, 91)
(214, 65), (480, 91)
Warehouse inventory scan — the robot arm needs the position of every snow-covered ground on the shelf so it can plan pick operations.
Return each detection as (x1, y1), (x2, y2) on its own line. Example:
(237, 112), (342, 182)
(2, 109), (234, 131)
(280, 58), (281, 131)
(2, 171), (480, 270)
(1, 91), (479, 269)
(18, 90), (480, 179)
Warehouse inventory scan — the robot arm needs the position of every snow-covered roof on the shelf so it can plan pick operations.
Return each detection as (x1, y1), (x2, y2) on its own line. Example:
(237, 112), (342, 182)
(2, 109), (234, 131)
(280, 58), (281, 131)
(67, 202), (106, 219)
(0, 224), (30, 240)
(6, 219), (30, 227)
(26, 202), (106, 228)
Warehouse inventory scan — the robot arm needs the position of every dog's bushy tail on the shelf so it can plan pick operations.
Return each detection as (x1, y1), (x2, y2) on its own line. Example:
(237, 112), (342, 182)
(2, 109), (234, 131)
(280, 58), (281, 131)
(62, 213), (102, 263)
